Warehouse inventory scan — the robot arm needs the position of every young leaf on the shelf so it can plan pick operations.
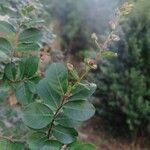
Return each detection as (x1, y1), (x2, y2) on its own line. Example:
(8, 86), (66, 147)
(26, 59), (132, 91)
(45, 63), (68, 95)
(52, 125), (78, 144)
(17, 42), (40, 52)
(0, 21), (16, 33)
(0, 37), (12, 55)
(68, 82), (97, 101)
(19, 28), (42, 43)
(63, 100), (95, 121)
(22, 102), (53, 129)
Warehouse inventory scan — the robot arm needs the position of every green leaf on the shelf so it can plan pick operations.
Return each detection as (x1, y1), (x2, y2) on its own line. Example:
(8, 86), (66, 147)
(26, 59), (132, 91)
(27, 132), (62, 150)
(27, 132), (48, 150)
(16, 81), (34, 105)
(16, 42), (40, 51)
(22, 102), (53, 129)
(0, 139), (24, 150)
(19, 56), (39, 78)
(0, 37), (12, 55)
(56, 113), (81, 128)
(0, 51), (10, 64)
(45, 63), (68, 96)
(68, 82), (97, 101)
(63, 101), (95, 121)
(37, 63), (68, 110)
(4, 63), (19, 81)
(0, 21), (16, 33)
(68, 141), (96, 150)
(19, 28), (42, 43)
(52, 125), (78, 144)
(41, 140), (62, 150)
(37, 79), (61, 110)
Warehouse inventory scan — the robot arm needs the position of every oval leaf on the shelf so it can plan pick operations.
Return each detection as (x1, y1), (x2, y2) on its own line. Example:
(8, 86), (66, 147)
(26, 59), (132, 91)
(45, 63), (68, 96)
(56, 113), (81, 128)
(0, 21), (16, 33)
(52, 125), (78, 144)
(16, 42), (40, 51)
(22, 102), (53, 129)
(0, 37), (12, 55)
(63, 101), (95, 121)
(19, 28), (42, 43)
(41, 140), (62, 150)
(68, 82), (97, 101)
(37, 79), (61, 110)
(27, 132), (48, 150)
(16, 82), (34, 105)
(0, 139), (24, 150)
(19, 56), (39, 78)
(68, 141), (96, 150)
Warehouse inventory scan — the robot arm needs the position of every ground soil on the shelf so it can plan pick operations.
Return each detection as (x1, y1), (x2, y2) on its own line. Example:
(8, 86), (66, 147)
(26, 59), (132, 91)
(79, 117), (150, 150)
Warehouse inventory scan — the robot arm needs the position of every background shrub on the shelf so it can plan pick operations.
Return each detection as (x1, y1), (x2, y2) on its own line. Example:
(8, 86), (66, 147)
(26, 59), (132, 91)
(91, 0), (150, 135)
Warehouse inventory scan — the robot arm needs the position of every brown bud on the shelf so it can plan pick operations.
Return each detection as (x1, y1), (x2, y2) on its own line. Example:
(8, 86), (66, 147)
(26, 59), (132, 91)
(86, 58), (97, 70)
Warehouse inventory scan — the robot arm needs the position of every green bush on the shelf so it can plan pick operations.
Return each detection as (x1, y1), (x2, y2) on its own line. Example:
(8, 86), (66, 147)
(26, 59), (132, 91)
(91, 0), (150, 135)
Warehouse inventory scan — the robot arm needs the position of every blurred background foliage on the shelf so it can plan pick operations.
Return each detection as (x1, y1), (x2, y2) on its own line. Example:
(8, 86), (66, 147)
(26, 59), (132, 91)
(90, 0), (150, 135)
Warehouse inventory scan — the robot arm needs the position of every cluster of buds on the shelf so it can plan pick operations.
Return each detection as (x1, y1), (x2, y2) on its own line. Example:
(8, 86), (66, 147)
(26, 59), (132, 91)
(85, 58), (97, 70)
(120, 2), (134, 16)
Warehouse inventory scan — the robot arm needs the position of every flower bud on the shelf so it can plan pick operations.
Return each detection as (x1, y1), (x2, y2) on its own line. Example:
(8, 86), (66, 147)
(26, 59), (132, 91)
(85, 58), (97, 70)
(91, 33), (98, 41)
(67, 63), (74, 71)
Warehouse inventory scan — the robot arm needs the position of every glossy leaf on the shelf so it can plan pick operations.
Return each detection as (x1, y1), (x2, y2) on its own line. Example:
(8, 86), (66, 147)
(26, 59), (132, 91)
(0, 21), (16, 33)
(22, 102), (53, 129)
(19, 28), (42, 43)
(68, 82), (97, 101)
(52, 125), (78, 144)
(63, 101), (95, 121)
